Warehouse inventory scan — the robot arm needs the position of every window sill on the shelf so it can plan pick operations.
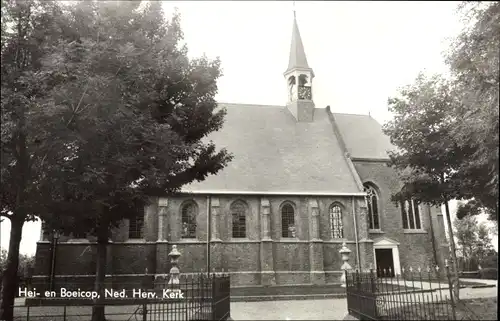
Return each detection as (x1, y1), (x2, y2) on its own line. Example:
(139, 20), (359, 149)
(67, 239), (90, 243)
(125, 239), (146, 243)
(229, 238), (255, 242)
(404, 229), (427, 234)
(177, 238), (202, 243)
(330, 238), (347, 242)
(281, 237), (298, 240)
(369, 229), (384, 234)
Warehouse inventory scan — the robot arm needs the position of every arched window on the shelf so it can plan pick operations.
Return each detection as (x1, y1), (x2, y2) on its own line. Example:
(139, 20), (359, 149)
(281, 203), (296, 238)
(129, 210), (144, 239)
(401, 198), (421, 230)
(330, 204), (343, 239)
(181, 201), (198, 238)
(231, 201), (247, 238)
(364, 184), (380, 230)
(288, 75), (297, 102)
(298, 74), (308, 86)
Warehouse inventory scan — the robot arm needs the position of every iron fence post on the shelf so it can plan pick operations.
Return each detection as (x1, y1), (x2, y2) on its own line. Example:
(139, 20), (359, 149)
(211, 276), (216, 321)
(369, 269), (376, 293)
(446, 263), (457, 320)
(142, 303), (147, 321)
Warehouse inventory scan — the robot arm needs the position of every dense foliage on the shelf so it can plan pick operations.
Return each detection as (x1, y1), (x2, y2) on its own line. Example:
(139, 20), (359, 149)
(1, 1), (232, 320)
(382, 1), (499, 301)
(453, 214), (494, 270)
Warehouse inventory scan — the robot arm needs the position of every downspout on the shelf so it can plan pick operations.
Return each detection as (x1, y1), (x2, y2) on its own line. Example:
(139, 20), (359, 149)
(206, 195), (211, 274)
(352, 197), (360, 270)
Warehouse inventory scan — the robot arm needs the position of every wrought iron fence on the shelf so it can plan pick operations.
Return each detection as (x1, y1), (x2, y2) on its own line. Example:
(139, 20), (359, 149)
(12, 272), (230, 321)
(345, 265), (477, 320)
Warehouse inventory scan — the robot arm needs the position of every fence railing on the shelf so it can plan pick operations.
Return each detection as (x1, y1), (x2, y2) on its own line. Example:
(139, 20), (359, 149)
(345, 266), (463, 321)
(12, 272), (230, 321)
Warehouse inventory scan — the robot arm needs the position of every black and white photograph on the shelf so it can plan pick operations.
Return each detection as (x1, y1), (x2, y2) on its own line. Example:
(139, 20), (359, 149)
(0, 1), (498, 320)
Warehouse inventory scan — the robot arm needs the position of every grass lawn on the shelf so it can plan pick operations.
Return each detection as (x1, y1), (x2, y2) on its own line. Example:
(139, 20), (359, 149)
(455, 297), (497, 320)
(381, 297), (497, 320)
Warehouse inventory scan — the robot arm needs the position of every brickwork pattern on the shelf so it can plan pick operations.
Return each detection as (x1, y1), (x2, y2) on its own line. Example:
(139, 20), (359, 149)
(35, 183), (446, 286)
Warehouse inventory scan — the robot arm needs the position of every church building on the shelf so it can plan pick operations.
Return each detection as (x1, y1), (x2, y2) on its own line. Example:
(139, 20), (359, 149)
(34, 14), (449, 288)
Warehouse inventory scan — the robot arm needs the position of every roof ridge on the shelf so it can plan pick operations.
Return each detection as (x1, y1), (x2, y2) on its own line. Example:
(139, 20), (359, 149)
(217, 102), (285, 109)
(331, 112), (371, 117)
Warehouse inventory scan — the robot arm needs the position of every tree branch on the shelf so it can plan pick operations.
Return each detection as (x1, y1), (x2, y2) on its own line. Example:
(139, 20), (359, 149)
(0, 212), (12, 218)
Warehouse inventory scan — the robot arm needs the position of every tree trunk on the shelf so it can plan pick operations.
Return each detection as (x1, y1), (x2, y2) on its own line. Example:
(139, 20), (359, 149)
(91, 225), (108, 321)
(427, 206), (438, 267)
(444, 200), (460, 300)
(0, 217), (24, 321)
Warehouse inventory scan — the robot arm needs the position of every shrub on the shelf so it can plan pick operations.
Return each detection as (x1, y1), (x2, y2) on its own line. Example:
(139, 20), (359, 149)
(459, 271), (480, 278)
(479, 268), (498, 280)
(481, 253), (498, 269)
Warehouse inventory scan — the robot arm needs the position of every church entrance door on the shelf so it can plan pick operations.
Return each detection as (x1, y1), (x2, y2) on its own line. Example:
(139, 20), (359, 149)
(375, 249), (394, 277)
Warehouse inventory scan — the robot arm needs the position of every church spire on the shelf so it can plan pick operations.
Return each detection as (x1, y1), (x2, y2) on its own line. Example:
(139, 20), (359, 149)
(283, 7), (315, 122)
(285, 9), (311, 74)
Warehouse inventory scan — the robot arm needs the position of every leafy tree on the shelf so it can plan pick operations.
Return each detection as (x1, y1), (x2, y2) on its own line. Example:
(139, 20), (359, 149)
(383, 1), (500, 298)
(446, 2), (499, 222)
(0, 249), (34, 278)
(33, 2), (232, 320)
(456, 199), (482, 220)
(0, 1), (73, 318)
(476, 223), (493, 265)
(383, 73), (467, 299)
(0, 249), (7, 275)
(454, 214), (478, 271)
(453, 213), (494, 270)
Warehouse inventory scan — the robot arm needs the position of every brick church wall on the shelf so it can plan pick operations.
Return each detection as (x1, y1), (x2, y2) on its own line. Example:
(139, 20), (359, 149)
(34, 193), (368, 287)
(353, 160), (448, 271)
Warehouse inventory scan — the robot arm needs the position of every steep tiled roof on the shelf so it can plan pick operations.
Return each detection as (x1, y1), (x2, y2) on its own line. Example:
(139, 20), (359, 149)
(183, 104), (363, 194)
(331, 113), (396, 160)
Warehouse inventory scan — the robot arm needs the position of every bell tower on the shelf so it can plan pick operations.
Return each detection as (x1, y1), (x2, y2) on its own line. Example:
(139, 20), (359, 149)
(284, 10), (315, 122)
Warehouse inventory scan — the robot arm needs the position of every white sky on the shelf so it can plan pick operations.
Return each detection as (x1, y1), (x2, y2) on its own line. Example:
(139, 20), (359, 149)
(1, 1), (497, 255)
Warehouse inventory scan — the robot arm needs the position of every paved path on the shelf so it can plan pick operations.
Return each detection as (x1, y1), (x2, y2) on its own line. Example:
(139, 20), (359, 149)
(231, 298), (348, 320)
(230, 281), (498, 320)
(378, 278), (496, 291)
(459, 278), (497, 286)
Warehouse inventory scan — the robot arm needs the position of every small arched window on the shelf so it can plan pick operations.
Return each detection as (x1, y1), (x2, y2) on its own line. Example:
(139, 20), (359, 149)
(281, 203), (296, 238)
(329, 204), (343, 239)
(231, 201), (247, 238)
(181, 201), (198, 238)
(401, 198), (421, 230)
(298, 74), (308, 86)
(364, 184), (380, 230)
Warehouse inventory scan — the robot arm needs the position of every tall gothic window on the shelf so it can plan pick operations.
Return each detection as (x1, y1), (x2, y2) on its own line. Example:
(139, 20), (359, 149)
(364, 184), (380, 230)
(281, 203), (296, 238)
(401, 199), (422, 230)
(330, 204), (343, 239)
(181, 201), (198, 238)
(231, 201), (247, 238)
(129, 210), (144, 239)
